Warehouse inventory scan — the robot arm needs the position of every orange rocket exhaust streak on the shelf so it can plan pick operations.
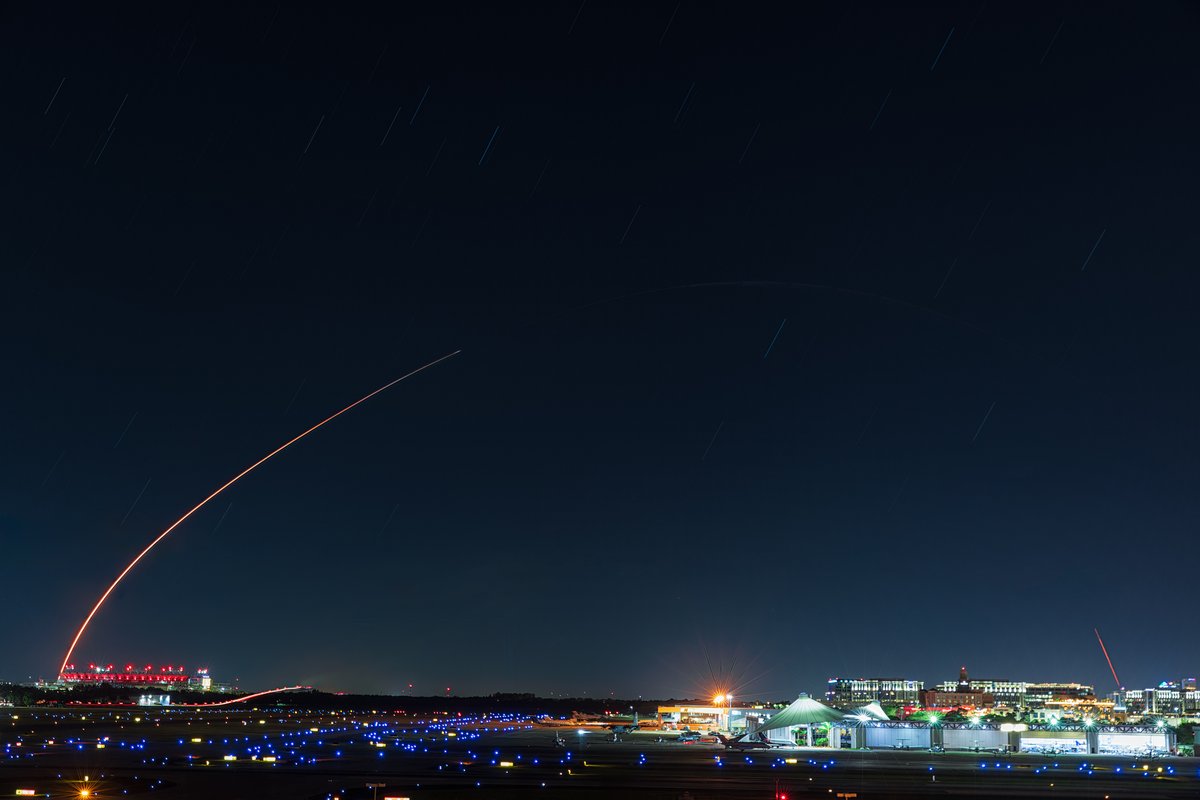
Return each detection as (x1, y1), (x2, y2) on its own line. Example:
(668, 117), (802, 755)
(174, 686), (308, 707)
(1094, 627), (1122, 689)
(59, 351), (461, 677)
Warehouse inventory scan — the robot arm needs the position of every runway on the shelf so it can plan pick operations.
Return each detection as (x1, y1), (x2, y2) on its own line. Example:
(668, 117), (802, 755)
(1, 710), (1194, 799)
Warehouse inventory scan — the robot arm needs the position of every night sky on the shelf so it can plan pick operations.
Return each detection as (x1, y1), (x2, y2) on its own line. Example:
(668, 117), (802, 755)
(3, 2), (1199, 699)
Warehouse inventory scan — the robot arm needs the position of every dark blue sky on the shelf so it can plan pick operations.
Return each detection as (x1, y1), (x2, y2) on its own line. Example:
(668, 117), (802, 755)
(3, 1), (1199, 698)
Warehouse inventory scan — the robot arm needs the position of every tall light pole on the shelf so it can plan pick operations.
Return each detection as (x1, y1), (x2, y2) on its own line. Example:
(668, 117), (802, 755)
(714, 693), (734, 732)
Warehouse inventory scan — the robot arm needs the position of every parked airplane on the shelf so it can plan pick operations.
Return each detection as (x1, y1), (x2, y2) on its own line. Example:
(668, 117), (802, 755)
(717, 733), (782, 750)
(606, 713), (641, 735)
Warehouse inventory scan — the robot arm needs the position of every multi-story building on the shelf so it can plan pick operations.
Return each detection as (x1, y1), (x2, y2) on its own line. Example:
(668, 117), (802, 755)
(1023, 683), (1095, 708)
(1124, 688), (1149, 714)
(830, 671), (1197, 717)
(925, 668), (1096, 712)
(825, 678), (923, 708)
(920, 687), (995, 710)
(1125, 683), (1187, 715)
(1174, 678), (1199, 714)
(935, 678), (1027, 708)
(56, 662), (219, 691)
(921, 667), (993, 710)
(58, 663), (193, 688)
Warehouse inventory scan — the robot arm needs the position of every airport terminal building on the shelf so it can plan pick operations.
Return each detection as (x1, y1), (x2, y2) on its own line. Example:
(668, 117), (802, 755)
(656, 703), (778, 733)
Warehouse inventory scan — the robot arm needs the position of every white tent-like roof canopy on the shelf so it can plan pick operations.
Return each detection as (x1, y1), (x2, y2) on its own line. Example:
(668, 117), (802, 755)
(847, 701), (890, 721)
(754, 694), (844, 735)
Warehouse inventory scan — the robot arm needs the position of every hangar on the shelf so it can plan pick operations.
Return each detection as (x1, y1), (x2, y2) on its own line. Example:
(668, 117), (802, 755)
(828, 720), (1175, 755)
(661, 695), (1176, 755)
(752, 694), (844, 746)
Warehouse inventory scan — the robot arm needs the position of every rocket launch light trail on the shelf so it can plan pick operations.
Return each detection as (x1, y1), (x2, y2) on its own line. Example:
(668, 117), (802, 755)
(1094, 627), (1122, 688)
(174, 686), (308, 707)
(58, 351), (461, 676)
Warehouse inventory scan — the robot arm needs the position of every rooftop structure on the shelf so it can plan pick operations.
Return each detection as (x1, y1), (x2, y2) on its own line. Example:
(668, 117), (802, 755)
(921, 666), (993, 711)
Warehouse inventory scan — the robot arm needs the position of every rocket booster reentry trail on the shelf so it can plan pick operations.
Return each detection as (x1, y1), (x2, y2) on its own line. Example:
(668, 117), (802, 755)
(174, 686), (308, 707)
(1094, 627), (1122, 689)
(58, 351), (461, 676)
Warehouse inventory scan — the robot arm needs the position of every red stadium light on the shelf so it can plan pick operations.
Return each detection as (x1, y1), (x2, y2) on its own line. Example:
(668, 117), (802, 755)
(58, 662), (193, 686)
